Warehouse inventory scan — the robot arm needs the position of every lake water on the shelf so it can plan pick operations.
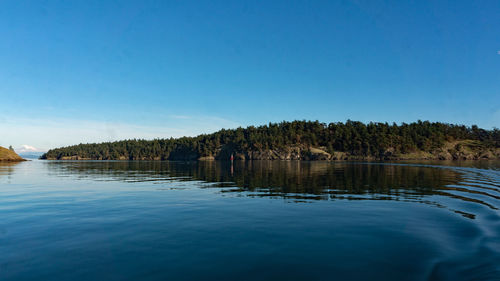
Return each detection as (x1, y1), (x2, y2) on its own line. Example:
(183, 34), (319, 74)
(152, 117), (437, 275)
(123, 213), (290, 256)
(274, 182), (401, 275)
(1, 160), (499, 281)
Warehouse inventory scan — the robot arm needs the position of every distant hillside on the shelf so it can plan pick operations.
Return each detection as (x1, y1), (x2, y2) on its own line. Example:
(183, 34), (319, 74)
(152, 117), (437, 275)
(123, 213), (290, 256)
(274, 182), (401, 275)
(41, 120), (500, 161)
(0, 146), (26, 161)
(18, 152), (45, 159)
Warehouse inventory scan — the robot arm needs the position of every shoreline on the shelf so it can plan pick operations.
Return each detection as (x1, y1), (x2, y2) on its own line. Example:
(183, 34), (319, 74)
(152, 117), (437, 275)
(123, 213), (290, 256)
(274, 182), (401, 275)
(40, 157), (499, 161)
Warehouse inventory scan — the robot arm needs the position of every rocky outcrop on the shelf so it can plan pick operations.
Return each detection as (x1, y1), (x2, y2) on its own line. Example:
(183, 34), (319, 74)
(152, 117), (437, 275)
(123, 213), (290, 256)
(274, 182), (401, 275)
(429, 141), (500, 160)
(198, 156), (215, 161)
(224, 146), (330, 160)
(199, 141), (500, 161)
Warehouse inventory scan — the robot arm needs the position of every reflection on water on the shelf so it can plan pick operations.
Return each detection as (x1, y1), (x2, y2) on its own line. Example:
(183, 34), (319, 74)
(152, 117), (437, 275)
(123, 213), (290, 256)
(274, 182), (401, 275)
(1, 160), (499, 281)
(0, 162), (21, 182)
(42, 160), (500, 219)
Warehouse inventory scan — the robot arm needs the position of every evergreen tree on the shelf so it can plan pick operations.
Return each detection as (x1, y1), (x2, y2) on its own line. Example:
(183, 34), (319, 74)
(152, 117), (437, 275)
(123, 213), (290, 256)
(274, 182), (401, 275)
(40, 120), (499, 160)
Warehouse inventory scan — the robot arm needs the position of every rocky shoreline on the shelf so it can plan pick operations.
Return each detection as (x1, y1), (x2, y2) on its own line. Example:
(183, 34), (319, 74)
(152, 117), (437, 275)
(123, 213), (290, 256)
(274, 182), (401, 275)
(43, 141), (499, 161)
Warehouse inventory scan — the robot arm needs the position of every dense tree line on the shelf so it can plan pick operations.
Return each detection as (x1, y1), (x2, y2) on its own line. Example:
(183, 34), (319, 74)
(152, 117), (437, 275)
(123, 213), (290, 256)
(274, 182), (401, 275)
(41, 120), (500, 160)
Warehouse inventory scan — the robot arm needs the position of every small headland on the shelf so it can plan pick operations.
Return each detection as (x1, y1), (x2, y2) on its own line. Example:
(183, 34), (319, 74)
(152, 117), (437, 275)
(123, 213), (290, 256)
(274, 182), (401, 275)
(0, 146), (26, 162)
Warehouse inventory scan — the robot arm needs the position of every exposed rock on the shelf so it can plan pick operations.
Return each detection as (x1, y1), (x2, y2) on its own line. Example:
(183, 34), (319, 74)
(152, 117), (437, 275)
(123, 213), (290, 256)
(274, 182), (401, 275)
(198, 156), (215, 161)
(330, 151), (348, 160)
(306, 147), (331, 160)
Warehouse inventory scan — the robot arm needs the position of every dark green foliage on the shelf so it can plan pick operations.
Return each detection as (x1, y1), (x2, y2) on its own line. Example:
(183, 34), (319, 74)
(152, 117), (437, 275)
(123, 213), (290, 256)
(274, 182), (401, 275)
(41, 120), (499, 160)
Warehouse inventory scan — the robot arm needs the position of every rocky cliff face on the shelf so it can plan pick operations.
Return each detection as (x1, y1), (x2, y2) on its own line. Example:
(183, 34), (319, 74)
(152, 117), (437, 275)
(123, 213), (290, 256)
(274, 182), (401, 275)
(200, 141), (500, 161)
(207, 146), (326, 161)
(431, 140), (500, 160)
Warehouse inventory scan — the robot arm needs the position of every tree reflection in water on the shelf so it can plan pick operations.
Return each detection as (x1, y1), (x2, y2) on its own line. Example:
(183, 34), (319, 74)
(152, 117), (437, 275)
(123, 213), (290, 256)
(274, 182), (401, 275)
(40, 160), (500, 220)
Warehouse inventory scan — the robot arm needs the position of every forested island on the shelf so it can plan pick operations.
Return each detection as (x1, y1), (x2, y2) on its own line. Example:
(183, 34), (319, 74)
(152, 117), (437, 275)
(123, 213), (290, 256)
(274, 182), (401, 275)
(41, 120), (500, 161)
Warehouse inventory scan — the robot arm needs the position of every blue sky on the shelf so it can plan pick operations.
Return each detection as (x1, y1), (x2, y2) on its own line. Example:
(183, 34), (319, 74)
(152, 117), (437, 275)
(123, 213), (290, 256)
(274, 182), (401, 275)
(0, 0), (499, 151)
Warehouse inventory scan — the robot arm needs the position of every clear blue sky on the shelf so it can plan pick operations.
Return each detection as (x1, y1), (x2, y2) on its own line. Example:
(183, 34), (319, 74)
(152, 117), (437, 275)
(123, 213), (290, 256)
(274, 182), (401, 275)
(0, 0), (499, 151)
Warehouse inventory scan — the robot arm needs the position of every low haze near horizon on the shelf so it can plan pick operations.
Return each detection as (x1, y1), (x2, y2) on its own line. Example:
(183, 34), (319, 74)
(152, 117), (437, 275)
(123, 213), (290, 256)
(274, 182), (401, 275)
(0, 1), (499, 152)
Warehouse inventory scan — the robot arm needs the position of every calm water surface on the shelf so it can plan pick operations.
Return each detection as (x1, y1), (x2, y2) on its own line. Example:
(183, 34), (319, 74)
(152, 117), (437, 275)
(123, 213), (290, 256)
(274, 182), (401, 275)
(1, 160), (499, 280)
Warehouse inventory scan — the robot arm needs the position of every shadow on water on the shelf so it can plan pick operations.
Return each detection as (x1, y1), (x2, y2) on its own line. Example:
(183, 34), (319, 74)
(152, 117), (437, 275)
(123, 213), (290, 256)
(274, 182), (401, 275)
(42, 160), (500, 220)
